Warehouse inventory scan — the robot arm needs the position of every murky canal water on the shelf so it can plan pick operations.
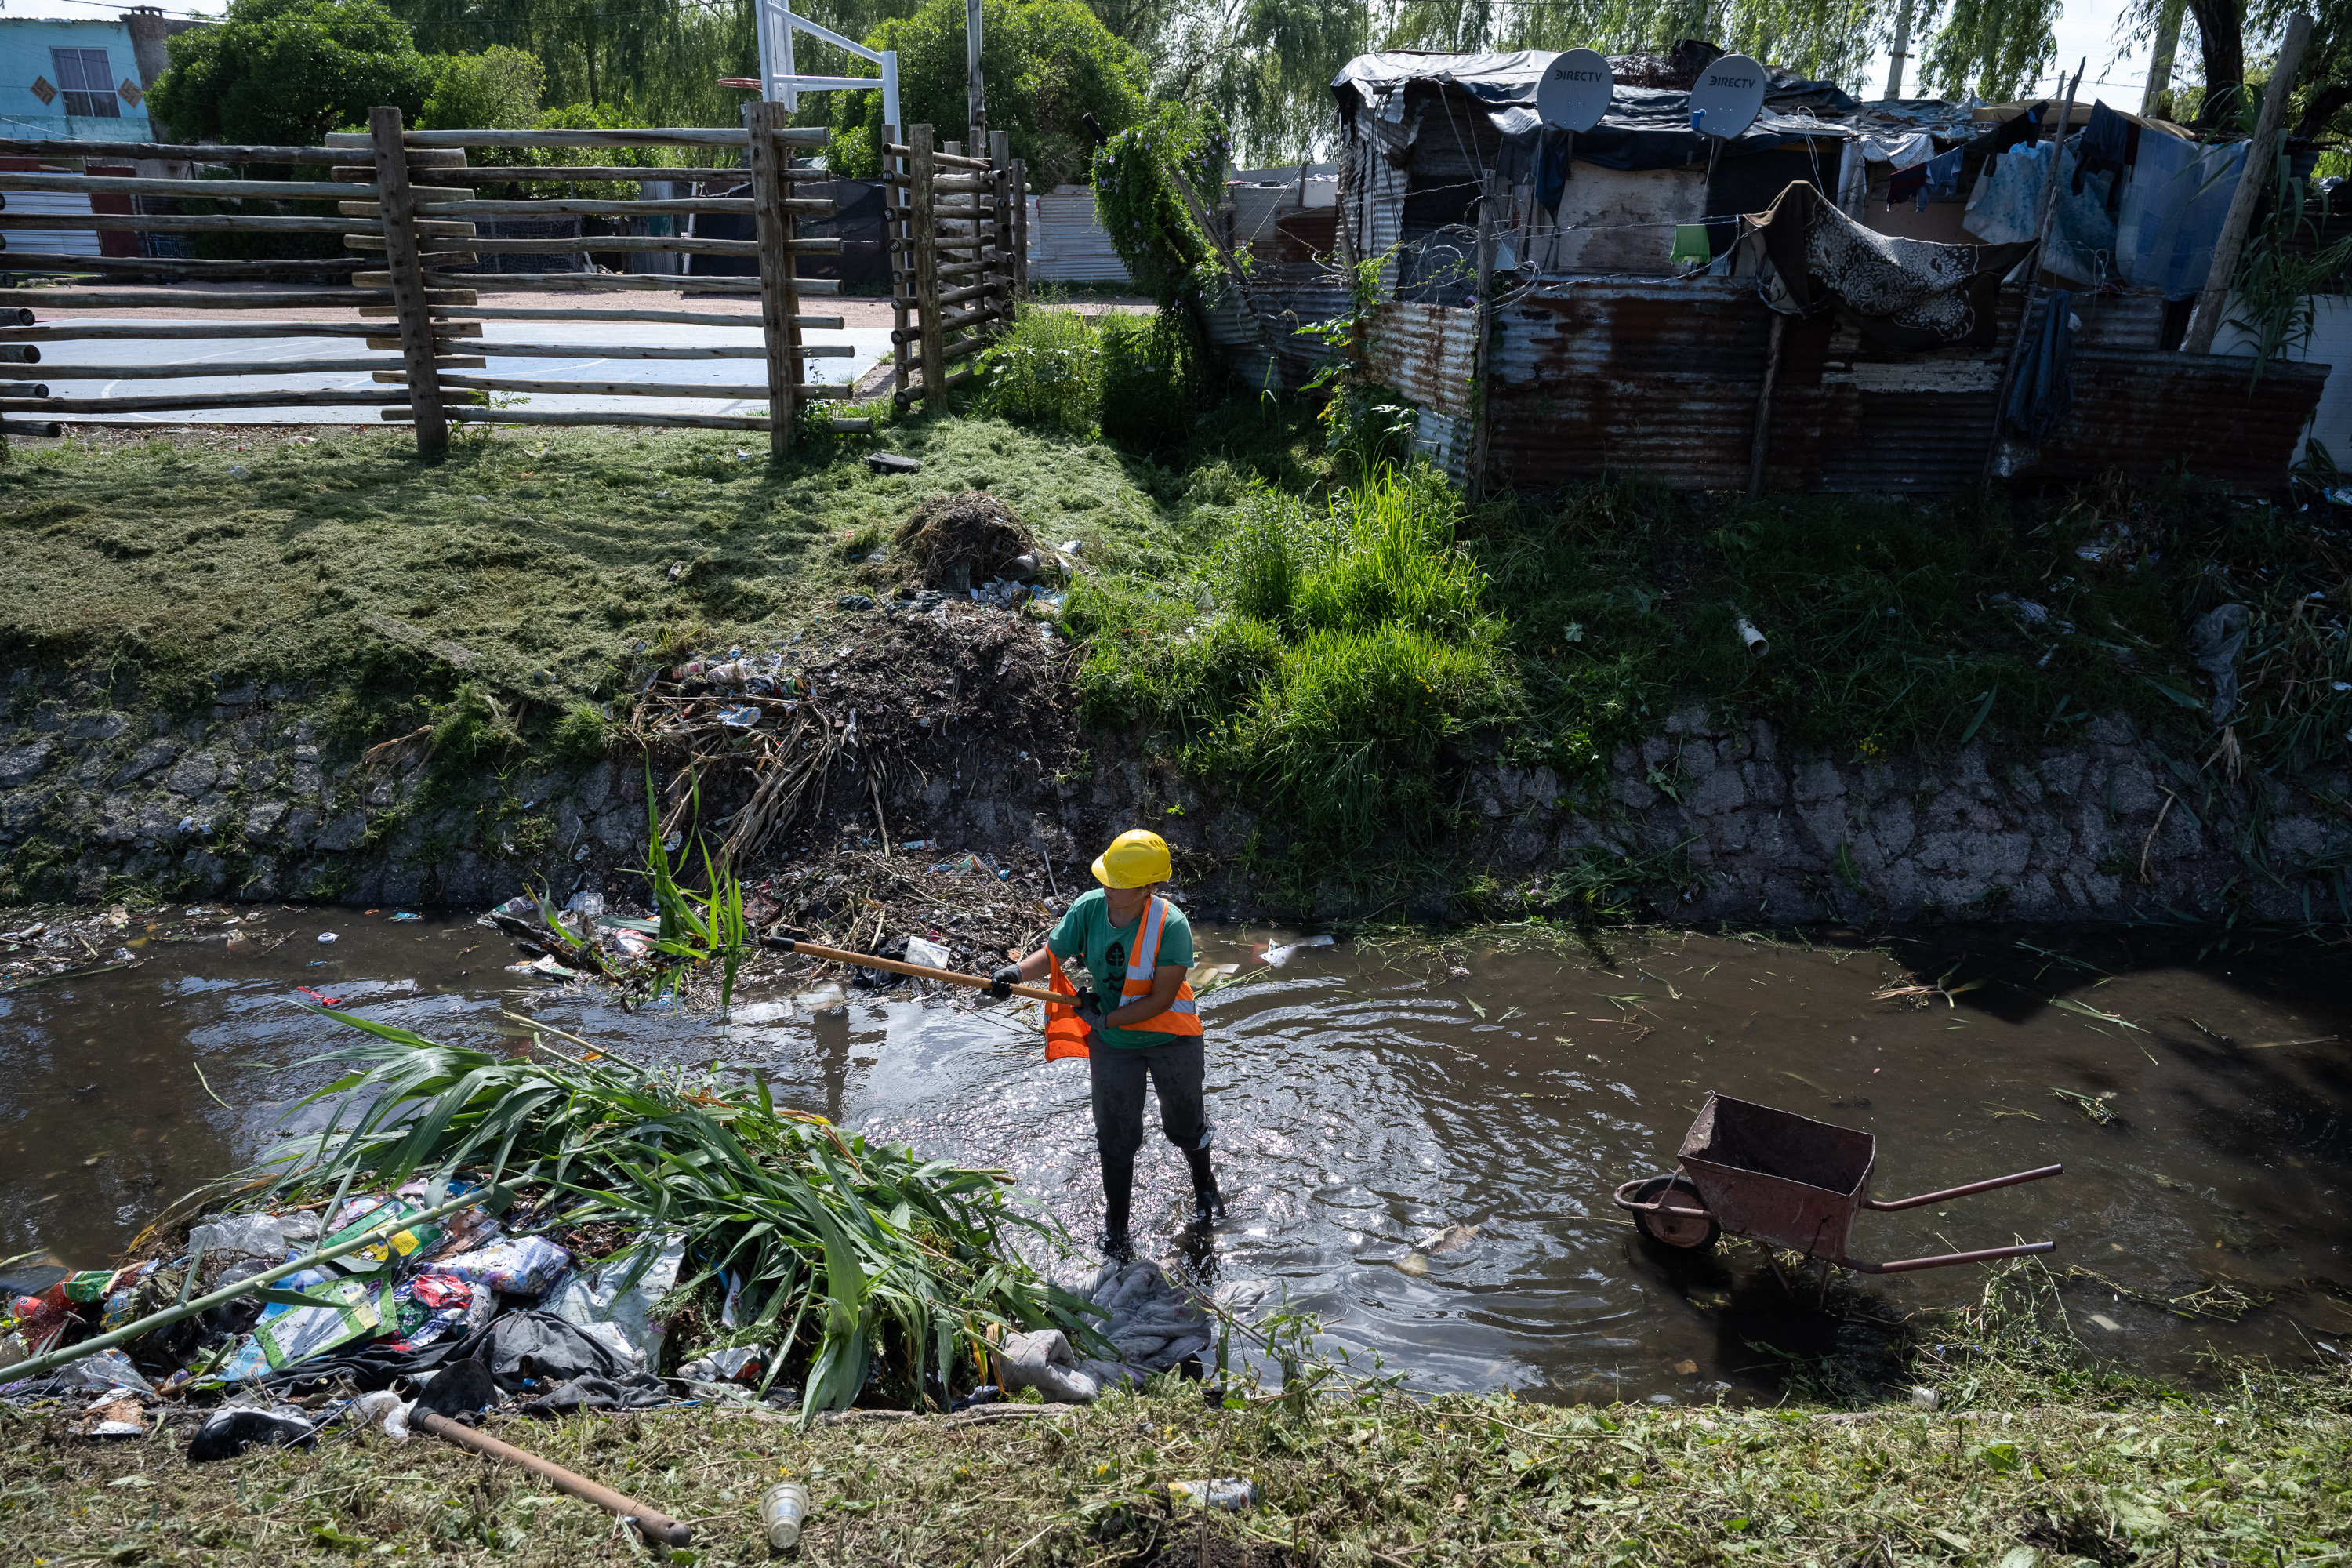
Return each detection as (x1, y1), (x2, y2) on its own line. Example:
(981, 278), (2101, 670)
(4, 908), (2346, 1403)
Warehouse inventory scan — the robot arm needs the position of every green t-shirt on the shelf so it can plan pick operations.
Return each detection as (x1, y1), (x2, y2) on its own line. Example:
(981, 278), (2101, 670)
(1045, 888), (1196, 1049)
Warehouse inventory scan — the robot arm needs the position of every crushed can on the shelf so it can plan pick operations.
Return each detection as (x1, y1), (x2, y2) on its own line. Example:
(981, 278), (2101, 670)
(760, 1480), (811, 1549)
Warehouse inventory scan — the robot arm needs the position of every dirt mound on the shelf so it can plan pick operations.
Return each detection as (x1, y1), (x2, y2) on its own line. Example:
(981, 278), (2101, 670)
(895, 492), (1036, 594)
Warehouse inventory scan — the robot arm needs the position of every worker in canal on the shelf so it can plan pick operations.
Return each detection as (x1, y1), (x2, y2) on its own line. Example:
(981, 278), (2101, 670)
(990, 829), (1221, 1259)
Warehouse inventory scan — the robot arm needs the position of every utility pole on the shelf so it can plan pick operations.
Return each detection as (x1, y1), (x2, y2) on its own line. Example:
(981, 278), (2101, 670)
(1884, 0), (1915, 99)
(967, 0), (985, 149)
(2141, 0), (2187, 118)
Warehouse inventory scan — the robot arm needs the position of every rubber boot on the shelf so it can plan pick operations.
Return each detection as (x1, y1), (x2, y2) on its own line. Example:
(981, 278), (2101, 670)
(1185, 1147), (1226, 1227)
(1099, 1154), (1135, 1261)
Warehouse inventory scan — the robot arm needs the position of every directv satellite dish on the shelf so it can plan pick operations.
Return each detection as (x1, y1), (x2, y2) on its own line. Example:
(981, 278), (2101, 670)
(1688, 53), (1766, 139)
(1536, 49), (1613, 133)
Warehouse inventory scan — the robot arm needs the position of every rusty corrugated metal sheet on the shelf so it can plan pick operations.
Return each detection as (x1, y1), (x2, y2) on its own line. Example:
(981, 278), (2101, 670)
(1363, 300), (1478, 419)
(2020, 350), (2326, 489)
(1482, 279), (1787, 491)
(1256, 268), (2325, 493)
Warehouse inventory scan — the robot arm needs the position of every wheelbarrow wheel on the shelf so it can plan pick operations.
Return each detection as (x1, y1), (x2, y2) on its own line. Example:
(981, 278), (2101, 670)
(1617, 1173), (1721, 1250)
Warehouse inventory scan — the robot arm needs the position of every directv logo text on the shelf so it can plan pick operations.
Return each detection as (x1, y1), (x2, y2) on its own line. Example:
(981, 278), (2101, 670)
(1708, 73), (1758, 87)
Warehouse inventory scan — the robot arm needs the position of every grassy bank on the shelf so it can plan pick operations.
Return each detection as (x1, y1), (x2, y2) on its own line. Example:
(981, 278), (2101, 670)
(6, 1268), (2346, 1566)
(0, 412), (1265, 749)
(4, 310), (2347, 888)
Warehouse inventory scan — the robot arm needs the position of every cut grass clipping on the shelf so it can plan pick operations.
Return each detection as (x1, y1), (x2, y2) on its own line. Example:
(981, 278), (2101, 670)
(6, 1261), (2346, 1566)
(221, 1009), (1105, 1414)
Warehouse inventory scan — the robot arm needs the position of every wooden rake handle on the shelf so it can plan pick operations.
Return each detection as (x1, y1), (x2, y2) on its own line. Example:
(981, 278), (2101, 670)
(760, 934), (1065, 1005)
(412, 1410), (691, 1548)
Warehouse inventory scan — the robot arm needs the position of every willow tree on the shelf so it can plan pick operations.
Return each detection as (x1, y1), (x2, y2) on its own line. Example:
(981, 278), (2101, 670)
(388, 0), (760, 122)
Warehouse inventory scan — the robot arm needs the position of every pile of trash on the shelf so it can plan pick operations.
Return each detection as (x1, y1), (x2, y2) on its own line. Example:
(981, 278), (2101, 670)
(0, 1181), (705, 1451)
(2, 1192), (1241, 1461)
(0, 1002), (1229, 1458)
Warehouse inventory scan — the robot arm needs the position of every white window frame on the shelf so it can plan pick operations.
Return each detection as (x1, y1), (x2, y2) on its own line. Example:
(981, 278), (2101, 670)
(51, 47), (122, 119)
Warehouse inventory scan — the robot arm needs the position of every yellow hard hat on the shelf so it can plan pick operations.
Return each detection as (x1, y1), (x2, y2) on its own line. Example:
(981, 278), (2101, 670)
(1092, 829), (1172, 888)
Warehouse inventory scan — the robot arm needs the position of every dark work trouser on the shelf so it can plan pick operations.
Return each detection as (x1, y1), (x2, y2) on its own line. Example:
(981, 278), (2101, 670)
(1085, 1033), (1211, 1232)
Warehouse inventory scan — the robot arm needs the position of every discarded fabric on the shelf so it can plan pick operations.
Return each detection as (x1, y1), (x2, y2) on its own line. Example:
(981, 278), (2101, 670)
(187, 1406), (315, 1463)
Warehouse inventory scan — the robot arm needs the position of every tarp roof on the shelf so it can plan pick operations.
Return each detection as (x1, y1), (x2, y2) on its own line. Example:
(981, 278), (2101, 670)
(1331, 49), (1861, 171)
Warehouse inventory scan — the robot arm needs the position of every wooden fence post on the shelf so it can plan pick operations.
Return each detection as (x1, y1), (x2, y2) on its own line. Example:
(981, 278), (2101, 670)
(370, 105), (445, 455)
(1007, 156), (1028, 304)
(2183, 12), (2314, 354)
(1468, 170), (1499, 498)
(988, 129), (1012, 331)
(886, 122), (909, 406)
(746, 99), (798, 459)
(910, 123), (943, 410)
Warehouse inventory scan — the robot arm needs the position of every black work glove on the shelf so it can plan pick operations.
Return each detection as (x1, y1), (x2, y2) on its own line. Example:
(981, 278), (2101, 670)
(1073, 986), (1105, 1022)
(988, 963), (1021, 1000)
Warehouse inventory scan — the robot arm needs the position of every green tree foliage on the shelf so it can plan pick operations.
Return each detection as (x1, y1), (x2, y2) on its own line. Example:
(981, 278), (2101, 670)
(147, 0), (435, 146)
(1914, 0), (2060, 100)
(420, 44), (545, 129)
(828, 0), (1148, 185)
(388, 0), (758, 125)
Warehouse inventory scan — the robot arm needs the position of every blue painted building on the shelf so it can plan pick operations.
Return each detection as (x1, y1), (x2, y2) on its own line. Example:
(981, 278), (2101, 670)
(0, 16), (162, 144)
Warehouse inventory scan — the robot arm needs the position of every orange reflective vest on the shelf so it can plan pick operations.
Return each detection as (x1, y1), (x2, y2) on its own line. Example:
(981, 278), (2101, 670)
(1041, 895), (1203, 1062)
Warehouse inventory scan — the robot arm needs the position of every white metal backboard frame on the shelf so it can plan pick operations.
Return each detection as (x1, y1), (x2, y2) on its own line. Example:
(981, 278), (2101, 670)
(754, 0), (899, 133)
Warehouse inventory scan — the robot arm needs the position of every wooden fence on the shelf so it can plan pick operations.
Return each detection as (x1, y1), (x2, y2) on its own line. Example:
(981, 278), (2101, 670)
(0, 105), (860, 455)
(884, 124), (1025, 407)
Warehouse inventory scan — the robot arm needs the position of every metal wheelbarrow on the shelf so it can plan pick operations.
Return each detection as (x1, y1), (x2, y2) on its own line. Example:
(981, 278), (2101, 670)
(1612, 1093), (2061, 1286)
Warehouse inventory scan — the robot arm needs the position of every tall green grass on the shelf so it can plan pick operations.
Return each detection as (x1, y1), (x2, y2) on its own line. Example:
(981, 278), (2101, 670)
(1071, 465), (1512, 852)
(977, 308), (1102, 436)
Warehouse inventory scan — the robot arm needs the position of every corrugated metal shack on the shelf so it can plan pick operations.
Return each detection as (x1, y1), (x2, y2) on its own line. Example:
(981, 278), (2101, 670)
(1233, 46), (2331, 494)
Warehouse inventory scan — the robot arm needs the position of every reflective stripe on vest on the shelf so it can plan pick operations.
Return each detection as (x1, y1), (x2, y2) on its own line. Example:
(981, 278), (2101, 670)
(1115, 896), (1203, 1037)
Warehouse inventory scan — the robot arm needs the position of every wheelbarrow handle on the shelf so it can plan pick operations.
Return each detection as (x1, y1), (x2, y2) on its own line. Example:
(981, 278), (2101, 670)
(1863, 1163), (2063, 1212)
(1844, 1239), (2056, 1274)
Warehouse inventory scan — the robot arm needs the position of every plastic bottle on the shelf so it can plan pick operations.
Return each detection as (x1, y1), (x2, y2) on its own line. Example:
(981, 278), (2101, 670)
(760, 1481), (811, 1549)
(1167, 1477), (1258, 1512)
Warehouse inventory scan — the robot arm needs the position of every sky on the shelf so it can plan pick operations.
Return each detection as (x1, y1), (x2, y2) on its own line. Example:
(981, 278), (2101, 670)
(1850, 2), (2158, 106)
(12, 0), (2163, 111)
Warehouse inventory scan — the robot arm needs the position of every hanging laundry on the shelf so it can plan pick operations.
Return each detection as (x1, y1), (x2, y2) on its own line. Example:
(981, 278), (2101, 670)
(1744, 182), (2033, 350)
(1958, 103), (2046, 192)
(2114, 131), (2249, 298)
(1962, 141), (2119, 286)
(1889, 146), (1965, 211)
(1669, 224), (1712, 265)
(2071, 102), (2137, 214)
(2004, 289), (2076, 438)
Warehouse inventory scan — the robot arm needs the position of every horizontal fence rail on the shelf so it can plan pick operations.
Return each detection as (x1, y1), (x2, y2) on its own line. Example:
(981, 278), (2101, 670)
(0, 113), (1025, 450)
(0, 110), (875, 451)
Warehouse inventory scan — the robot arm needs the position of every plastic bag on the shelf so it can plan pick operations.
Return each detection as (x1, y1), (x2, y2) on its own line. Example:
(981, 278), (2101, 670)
(544, 1233), (683, 1370)
(189, 1214), (287, 1271)
(427, 1236), (572, 1296)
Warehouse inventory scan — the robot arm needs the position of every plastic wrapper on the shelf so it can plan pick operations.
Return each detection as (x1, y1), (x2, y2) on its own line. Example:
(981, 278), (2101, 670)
(323, 1196), (443, 1269)
(387, 1272), (477, 1353)
(61, 1269), (121, 1304)
(677, 1345), (768, 1385)
(248, 1273), (397, 1372)
(426, 1236), (572, 1296)
(60, 1347), (154, 1395)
